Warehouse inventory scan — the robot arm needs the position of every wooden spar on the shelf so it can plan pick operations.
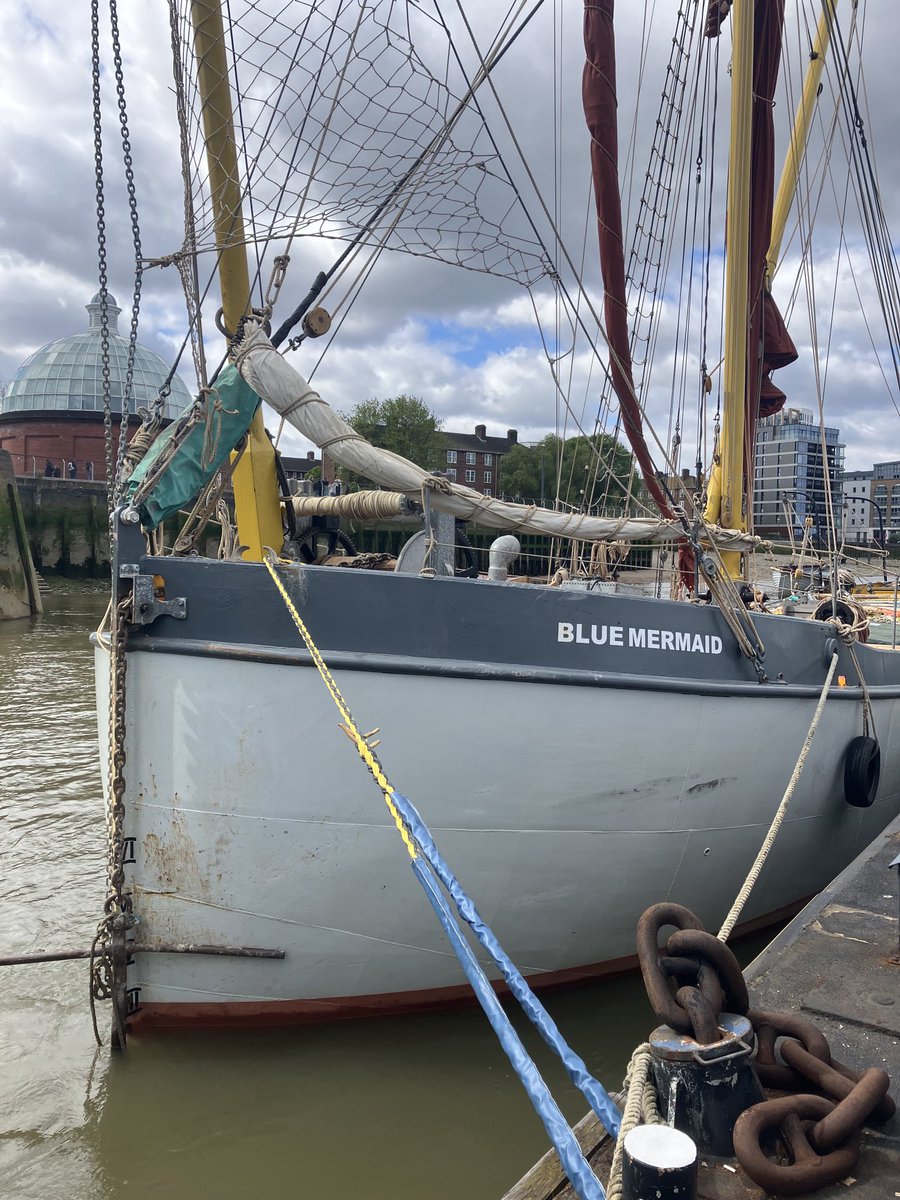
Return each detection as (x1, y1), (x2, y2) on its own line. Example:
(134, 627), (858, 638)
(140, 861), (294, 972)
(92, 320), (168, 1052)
(188, 0), (283, 561)
(766, 0), (839, 280)
(705, 0), (755, 579)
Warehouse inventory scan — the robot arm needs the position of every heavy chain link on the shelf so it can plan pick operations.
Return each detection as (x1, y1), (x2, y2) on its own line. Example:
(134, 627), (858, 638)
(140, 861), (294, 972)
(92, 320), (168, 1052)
(634, 903), (896, 1193)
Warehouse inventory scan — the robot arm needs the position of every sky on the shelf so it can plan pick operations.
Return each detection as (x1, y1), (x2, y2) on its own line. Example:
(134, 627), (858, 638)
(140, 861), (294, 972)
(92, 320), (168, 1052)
(1, 0), (899, 478)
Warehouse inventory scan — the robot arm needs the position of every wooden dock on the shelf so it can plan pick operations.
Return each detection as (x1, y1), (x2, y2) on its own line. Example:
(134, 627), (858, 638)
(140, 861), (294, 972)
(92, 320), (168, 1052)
(501, 814), (900, 1200)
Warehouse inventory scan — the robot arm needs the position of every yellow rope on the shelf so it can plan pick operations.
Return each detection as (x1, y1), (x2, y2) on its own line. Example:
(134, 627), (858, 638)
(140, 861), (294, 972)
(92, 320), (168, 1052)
(263, 554), (418, 860)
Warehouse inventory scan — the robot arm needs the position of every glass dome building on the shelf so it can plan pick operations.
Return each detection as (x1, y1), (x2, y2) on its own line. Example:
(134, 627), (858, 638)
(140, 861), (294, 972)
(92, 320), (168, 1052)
(3, 294), (191, 419)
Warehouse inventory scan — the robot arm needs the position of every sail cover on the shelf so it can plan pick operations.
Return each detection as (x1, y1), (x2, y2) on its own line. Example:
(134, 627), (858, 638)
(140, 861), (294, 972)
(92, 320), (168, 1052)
(582, 0), (673, 520)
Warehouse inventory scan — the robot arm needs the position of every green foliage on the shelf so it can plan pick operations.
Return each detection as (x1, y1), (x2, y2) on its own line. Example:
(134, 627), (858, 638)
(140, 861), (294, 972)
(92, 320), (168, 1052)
(305, 465), (321, 482)
(339, 394), (444, 487)
(499, 433), (633, 510)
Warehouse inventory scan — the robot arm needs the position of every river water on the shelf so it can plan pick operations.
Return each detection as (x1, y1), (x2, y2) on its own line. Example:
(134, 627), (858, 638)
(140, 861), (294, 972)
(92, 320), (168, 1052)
(0, 579), (667, 1200)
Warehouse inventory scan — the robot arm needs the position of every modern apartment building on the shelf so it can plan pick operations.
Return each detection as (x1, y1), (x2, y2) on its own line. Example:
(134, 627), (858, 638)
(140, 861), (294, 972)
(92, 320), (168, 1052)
(752, 407), (844, 539)
(871, 461), (900, 543)
(843, 469), (876, 545)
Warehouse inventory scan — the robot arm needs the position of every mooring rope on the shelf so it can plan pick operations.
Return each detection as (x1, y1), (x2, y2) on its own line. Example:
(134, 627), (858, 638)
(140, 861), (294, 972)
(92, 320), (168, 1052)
(716, 648), (840, 941)
(605, 1043), (660, 1200)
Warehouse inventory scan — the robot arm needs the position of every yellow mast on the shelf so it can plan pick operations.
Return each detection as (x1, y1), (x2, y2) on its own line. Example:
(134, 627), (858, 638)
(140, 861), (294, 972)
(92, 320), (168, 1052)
(705, 0), (754, 579)
(189, 0), (283, 561)
(767, 0), (838, 280)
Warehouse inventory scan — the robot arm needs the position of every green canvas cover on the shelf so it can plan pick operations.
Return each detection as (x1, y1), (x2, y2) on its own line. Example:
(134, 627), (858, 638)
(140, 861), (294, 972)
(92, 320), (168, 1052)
(124, 365), (261, 530)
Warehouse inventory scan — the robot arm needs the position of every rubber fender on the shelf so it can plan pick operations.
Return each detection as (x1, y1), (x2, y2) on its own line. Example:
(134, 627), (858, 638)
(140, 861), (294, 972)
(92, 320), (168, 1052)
(843, 736), (880, 808)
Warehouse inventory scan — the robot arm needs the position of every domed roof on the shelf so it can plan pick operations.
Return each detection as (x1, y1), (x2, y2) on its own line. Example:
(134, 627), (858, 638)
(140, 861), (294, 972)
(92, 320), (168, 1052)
(1, 294), (192, 421)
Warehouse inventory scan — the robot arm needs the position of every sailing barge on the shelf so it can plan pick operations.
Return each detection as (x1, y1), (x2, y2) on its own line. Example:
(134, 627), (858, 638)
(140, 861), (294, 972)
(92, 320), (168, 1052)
(92, 0), (900, 1033)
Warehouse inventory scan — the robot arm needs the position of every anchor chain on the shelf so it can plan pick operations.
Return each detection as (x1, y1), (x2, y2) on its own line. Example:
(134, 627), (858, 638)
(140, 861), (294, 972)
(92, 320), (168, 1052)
(90, 592), (134, 1048)
(635, 904), (897, 1192)
(636, 901), (748, 1041)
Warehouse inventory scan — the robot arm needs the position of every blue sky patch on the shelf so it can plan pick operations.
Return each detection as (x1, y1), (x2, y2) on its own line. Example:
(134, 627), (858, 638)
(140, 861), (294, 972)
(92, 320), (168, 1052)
(420, 317), (542, 367)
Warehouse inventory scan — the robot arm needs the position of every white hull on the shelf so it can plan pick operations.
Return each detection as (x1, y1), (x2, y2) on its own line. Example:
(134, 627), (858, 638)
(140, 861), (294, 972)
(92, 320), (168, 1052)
(96, 632), (900, 1026)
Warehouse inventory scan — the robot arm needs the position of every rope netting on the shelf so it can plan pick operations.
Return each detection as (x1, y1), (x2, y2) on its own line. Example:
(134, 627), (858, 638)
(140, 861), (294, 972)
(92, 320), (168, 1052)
(170, 0), (552, 288)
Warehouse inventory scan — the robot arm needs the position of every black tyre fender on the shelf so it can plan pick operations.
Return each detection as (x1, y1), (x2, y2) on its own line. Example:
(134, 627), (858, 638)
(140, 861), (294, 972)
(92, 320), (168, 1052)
(844, 735), (880, 808)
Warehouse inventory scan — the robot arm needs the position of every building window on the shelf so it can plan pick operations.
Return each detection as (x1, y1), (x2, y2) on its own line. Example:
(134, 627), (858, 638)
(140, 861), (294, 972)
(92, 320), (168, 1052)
(446, 468), (456, 481)
(447, 450), (457, 463)
(483, 488), (492, 497)
(466, 451), (476, 464)
(484, 471), (492, 483)
(484, 454), (493, 466)
(465, 469), (476, 483)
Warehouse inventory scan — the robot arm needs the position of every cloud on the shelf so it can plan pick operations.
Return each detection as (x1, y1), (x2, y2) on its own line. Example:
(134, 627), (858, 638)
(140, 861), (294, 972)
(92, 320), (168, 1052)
(2, 0), (899, 495)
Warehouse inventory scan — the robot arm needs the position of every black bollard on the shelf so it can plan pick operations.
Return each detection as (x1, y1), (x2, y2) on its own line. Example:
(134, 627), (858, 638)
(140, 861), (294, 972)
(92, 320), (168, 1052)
(649, 1012), (763, 1157)
(621, 1125), (697, 1199)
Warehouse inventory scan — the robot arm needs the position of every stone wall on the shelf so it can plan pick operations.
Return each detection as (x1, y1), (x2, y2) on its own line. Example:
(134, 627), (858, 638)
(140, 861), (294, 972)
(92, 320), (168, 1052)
(0, 452), (42, 617)
(16, 477), (111, 573)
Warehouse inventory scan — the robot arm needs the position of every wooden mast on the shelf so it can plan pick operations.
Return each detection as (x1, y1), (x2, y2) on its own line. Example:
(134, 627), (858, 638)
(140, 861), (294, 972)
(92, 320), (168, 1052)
(189, 0), (283, 561)
(705, 0), (754, 578)
(767, 0), (839, 280)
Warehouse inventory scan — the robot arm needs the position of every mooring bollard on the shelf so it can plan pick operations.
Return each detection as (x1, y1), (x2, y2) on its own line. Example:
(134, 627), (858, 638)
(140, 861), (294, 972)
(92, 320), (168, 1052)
(648, 1012), (764, 1156)
(621, 1125), (697, 1199)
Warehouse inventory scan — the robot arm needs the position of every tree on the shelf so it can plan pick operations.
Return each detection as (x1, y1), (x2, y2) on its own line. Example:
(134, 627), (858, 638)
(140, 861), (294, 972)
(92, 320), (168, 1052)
(499, 433), (633, 510)
(339, 394), (444, 487)
(499, 441), (543, 500)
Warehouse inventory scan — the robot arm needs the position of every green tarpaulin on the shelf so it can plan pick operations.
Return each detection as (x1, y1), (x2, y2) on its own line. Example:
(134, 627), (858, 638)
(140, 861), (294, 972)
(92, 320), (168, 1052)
(124, 365), (261, 530)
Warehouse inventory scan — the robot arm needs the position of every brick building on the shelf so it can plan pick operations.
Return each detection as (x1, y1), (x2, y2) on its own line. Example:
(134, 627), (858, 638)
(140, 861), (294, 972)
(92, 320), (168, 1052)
(0, 294), (190, 481)
(439, 423), (517, 497)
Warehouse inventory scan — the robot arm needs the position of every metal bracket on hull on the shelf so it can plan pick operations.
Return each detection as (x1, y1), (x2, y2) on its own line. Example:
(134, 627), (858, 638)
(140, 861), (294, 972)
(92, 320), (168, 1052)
(111, 508), (187, 627)
(127, 571), (187, 626)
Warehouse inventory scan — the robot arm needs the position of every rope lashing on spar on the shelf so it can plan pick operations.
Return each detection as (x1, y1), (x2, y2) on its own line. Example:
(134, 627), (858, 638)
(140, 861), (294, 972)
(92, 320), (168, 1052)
(263, 553), (620, 1200)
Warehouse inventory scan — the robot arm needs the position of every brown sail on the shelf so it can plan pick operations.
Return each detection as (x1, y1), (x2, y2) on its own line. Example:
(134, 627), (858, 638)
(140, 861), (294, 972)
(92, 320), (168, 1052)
(708, 0), (798, 494)
(582, 0), (673, 519)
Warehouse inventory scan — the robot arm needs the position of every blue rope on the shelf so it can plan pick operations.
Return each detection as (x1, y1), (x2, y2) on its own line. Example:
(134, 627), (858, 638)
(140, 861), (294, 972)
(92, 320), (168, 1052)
(394, 790), (621, 1138)
(411, 856), (607, 1200)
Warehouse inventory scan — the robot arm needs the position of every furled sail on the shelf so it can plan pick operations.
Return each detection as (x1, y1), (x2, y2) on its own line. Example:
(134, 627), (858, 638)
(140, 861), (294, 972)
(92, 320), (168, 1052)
(231, 323), (759, 550)
(581, 0), (673, 520)
(710, 0), (798, 479)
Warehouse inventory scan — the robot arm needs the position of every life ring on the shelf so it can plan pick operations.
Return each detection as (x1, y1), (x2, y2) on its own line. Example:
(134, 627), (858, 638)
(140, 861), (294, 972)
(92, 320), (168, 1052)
(843, 736), (880, 808)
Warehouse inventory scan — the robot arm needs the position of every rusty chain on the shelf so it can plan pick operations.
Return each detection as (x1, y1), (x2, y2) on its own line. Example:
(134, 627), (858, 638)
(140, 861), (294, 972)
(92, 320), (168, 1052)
(733, 1094), (861, 1195)
(751, 1009), (896, 1124)
(636, 902), (748, 1040)
(636, 904), (896, 1191)
(89, 591), (134, 1048)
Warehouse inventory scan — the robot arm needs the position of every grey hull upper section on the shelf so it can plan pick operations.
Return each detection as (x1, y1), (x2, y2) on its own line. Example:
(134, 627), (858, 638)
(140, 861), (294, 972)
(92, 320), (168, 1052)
(124, 552), (900, 697)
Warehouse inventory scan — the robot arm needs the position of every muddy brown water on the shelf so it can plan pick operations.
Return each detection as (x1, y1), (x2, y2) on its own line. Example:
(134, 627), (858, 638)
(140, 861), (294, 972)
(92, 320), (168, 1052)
(1, 579), (781, 1200)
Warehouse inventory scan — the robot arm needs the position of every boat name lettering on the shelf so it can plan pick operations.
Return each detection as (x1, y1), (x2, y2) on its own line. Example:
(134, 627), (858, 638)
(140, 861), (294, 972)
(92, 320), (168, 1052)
(557, 623), (723, 654)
